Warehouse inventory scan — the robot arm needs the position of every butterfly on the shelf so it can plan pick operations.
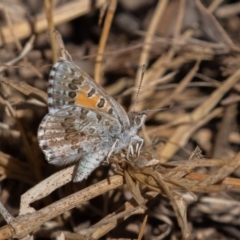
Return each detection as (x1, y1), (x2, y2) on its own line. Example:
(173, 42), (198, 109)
(37, 59), (147, 182)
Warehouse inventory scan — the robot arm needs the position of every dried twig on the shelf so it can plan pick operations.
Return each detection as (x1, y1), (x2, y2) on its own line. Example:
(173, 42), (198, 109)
(0, 0), (107, 46)
(94, 0), (117, 84)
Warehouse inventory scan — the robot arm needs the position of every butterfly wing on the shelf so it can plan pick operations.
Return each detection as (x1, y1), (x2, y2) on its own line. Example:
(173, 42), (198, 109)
(38, 105), (122, 166)
(48, 59), (130, 130)
(38, 59), (133, 181)
(73, 148), (110, 182)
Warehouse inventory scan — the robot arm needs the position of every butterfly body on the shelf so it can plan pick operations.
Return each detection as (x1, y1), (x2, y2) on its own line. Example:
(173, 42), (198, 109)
(38, 59), (146, 182)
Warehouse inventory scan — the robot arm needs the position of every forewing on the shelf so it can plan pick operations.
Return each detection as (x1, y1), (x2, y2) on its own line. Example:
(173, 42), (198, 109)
(48, 59), (130, 129)
(38, 106), (121, 166)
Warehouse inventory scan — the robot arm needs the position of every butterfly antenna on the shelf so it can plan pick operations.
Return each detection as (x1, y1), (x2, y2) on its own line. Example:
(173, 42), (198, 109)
(144, 106), (170, 113)
(65, 50), (73, 62)
(133, 64), (146, 112)
(64, 50), (82, 70)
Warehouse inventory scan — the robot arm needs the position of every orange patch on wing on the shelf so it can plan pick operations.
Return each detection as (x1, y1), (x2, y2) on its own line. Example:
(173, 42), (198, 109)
(76, 89), (113, 113)
(75, 92), (97, 109)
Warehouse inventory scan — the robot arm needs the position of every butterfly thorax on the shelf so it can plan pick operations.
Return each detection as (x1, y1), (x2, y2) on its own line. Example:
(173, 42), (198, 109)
(113, 111), (147, 152)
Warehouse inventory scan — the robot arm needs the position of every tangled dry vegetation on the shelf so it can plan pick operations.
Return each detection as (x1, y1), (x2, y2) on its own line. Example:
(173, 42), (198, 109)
(0, 0), (240, 239)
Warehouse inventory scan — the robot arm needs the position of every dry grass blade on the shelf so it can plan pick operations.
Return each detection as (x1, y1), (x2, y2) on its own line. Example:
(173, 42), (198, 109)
(0, 36), (35, 73)
(86, 205), (144, 237)
(195, 0), (236, 48)
(94, 0), (117, 84)
(19, 166), (74, 215)
(154, 58), (201, 110)
(0, 202), (13, 223)
(133, 0), (168, 109)
(134, 0), (188, 111)
(0, 151), (34, 185)
(124, 170), (146, 206)
(150, 171), (190, 239)
(213, 102), (237, 158)
(44, 0), (57, 63)
(9, 176), (124, 239)
(199, 151), (240, 186)
(159, 65), (240, 162)
(1, 77), (47, 104)
(0, 154), (240, 239)
(165, 146), (203, 179)
(0, 0), (107, 46)
(0, 96), (42, 182)
(137, 214), (148, 240)
(90, 200), (147, 239)
(173, 193), (189, 239)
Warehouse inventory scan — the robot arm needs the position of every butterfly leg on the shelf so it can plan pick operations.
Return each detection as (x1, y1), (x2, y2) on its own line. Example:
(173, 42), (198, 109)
(127, 138), (134, 159)
(127, 136), (144, 158)
(104, 139), (119, 164)
(135, 137), (144, 156)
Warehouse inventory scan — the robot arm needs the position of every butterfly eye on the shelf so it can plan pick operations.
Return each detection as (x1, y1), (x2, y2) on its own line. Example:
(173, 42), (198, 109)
(134, 116), (141, 126)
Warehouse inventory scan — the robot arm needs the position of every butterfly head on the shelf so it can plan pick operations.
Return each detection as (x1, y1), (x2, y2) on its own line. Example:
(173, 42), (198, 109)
(129, 111), (147, 130)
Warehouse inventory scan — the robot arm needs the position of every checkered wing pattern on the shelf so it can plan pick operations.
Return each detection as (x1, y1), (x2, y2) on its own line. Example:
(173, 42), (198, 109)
(38, 106), (121, 181)
(48, 59), (130, 130)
